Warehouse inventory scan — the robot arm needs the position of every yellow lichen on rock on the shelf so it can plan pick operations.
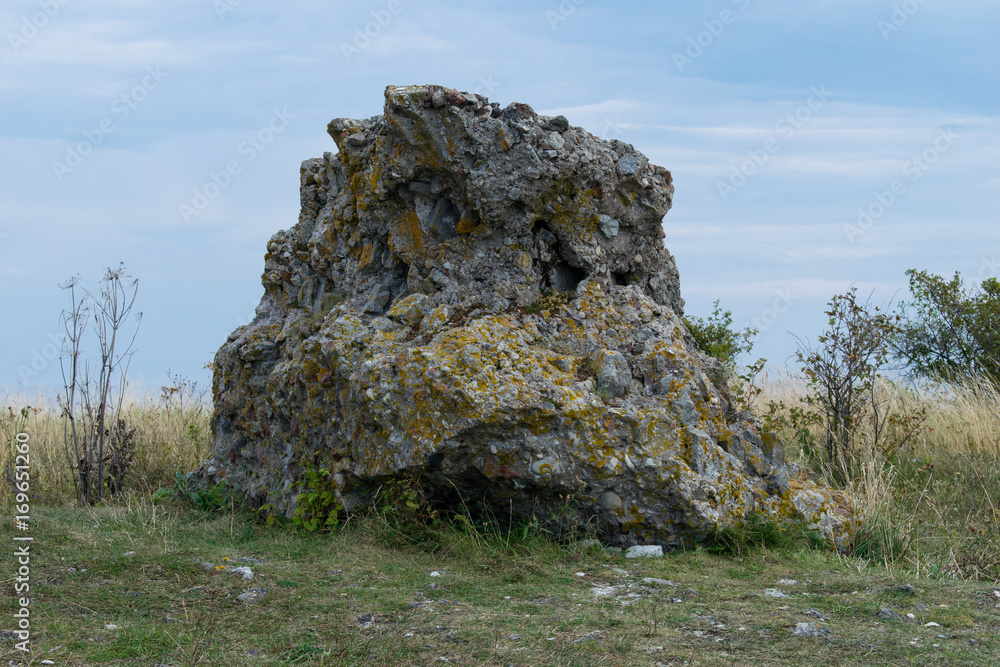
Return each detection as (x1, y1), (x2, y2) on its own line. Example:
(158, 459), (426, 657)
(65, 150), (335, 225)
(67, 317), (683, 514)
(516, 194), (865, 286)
(198, 84), (855, 550)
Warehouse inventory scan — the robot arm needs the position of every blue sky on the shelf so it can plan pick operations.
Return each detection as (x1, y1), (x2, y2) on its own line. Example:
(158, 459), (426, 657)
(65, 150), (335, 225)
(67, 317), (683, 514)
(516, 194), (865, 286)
(2, 0), (997, 396)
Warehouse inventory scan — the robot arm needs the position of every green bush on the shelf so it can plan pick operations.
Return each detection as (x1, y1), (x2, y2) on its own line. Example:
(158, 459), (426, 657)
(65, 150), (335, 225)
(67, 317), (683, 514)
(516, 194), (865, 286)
(683, 299), (757, 368)
(895, 269), (1000, 384)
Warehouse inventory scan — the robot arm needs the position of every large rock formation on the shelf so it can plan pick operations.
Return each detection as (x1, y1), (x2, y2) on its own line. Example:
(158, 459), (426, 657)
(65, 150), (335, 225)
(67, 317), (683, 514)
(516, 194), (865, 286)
(200, 84), (853, 549)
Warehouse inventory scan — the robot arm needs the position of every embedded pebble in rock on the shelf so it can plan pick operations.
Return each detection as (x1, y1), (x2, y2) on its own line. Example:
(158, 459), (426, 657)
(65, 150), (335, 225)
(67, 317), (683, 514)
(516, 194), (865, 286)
(195, 83), (855, 549)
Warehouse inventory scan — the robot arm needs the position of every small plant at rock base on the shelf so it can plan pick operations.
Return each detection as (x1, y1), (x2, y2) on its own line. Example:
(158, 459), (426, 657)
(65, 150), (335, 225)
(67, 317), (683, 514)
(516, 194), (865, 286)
(706, 513), (826, 556)
(165, 470), (234, 512)
(371, 475), (442, 549)
(850, 512), (915, 567)
(292, 464), (342, 533)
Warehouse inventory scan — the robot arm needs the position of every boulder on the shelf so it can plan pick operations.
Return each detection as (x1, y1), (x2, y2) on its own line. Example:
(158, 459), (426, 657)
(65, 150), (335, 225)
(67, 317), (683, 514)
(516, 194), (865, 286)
(198, 84), (854, 549)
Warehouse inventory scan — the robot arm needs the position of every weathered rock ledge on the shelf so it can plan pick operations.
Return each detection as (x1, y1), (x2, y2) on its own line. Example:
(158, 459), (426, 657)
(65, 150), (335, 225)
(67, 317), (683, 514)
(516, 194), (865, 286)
(197, 84), (854, 549)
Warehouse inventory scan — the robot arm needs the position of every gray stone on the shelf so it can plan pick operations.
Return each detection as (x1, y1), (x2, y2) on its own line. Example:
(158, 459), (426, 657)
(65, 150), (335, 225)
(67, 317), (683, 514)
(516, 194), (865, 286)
(598, 214), (620, 238)
(594, 350), (630, 398)
(877, 608), (901, 620)
(793, 622), (831, 638)
(642, 577), (678, 587)
(541, 115), (570, 132)
(617, 153), (640, 176)
(196, 84), (853, 551)
(598, 491), (623, 512)
(625, 545), (663, 558)
(236, 587), (267, 604)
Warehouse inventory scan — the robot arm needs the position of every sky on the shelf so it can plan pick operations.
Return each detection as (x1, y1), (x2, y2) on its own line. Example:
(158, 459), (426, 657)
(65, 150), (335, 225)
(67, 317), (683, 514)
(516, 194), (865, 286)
(1, 0), (997, 398)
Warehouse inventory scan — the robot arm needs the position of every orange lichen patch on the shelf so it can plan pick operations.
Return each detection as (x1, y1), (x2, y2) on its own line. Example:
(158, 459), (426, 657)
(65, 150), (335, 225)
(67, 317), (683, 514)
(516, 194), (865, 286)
(357, 243), (376, 271)
(456, 209), (480, 234)
(389, 208), (425, 256)
(544, 179), (598, 240)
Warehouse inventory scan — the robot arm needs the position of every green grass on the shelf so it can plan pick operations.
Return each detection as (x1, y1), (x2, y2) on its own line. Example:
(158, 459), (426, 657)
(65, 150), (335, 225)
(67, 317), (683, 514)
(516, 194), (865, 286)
(4, 374), (1000, 664)
(3, 501), (1000, 666)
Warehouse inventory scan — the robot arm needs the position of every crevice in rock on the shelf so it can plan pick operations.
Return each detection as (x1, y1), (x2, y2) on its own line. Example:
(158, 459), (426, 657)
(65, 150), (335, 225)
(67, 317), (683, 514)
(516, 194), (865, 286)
(549, 261), (587, 293)
(532, 220), (588, 293)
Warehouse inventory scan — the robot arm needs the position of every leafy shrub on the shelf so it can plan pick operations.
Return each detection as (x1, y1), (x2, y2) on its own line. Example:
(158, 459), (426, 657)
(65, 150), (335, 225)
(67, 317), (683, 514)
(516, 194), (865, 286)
(156, 471), (234, 512)
(895, 269), (1000, 384)
(794, 287), (924, 481)
(292, 464), (342, 533)
(683, 299), (757, 368)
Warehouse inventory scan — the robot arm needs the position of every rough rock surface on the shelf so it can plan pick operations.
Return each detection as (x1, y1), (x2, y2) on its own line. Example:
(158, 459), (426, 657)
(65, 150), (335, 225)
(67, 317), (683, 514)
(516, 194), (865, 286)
(198, 84), (854, 549)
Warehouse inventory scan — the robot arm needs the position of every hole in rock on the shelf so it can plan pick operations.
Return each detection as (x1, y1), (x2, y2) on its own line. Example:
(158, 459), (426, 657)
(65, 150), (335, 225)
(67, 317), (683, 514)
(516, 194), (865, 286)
(613, 272), (630, 286)
(549, 261), (587, 293)
(531, 220), (558, 246)
(427, 197), (460, 240)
